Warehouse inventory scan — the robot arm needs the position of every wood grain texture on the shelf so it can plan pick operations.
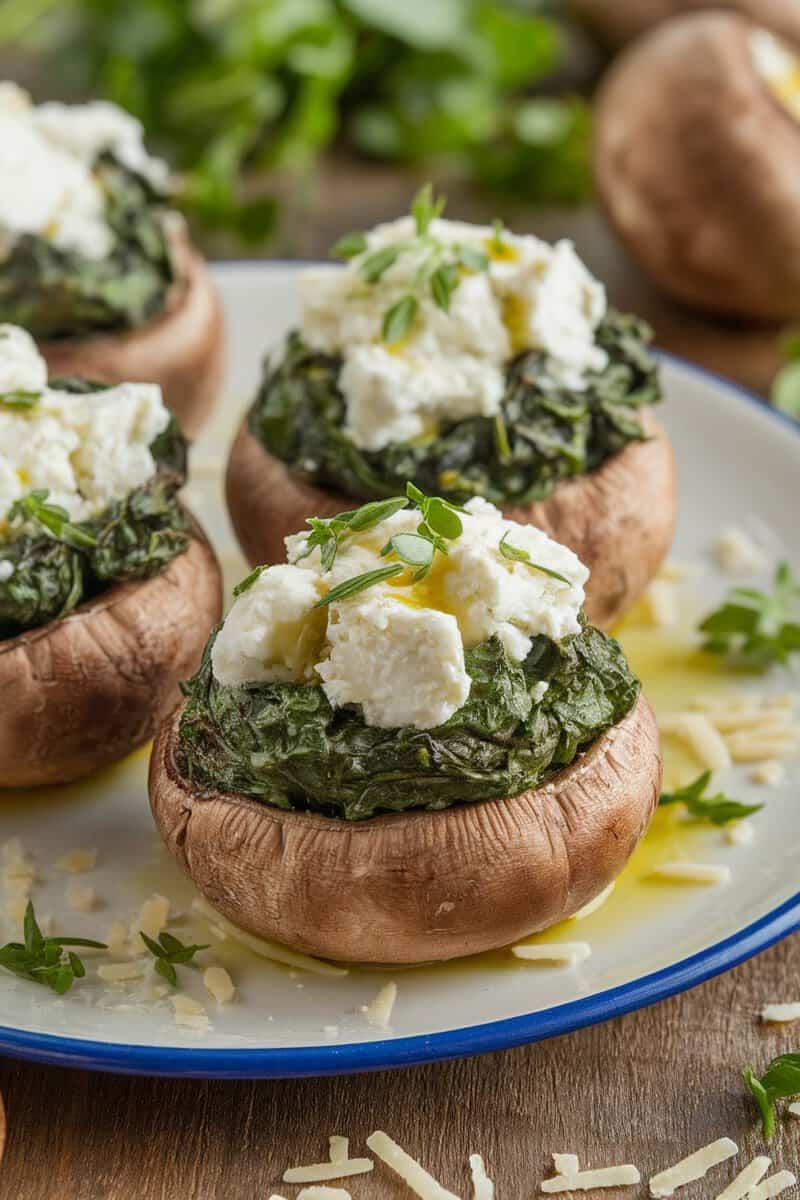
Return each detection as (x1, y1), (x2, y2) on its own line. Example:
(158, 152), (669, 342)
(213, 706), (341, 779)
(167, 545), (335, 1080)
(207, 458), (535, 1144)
(0, 936), (798, 1199)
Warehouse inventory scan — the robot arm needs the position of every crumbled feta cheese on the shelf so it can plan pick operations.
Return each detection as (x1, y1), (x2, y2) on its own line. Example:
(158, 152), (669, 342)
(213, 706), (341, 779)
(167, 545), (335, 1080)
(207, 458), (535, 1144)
(0, 83), (166, 260)
(55, 848), (97, 873)
(510, 942), (591, 965)
(0, 324), (47, 394)
(0, 332), (170, 535)
(216, 499), (585, 729)
(203, 965), (236, 1005)
(298, 216), (607, 452)
(0, 559), (12, 582)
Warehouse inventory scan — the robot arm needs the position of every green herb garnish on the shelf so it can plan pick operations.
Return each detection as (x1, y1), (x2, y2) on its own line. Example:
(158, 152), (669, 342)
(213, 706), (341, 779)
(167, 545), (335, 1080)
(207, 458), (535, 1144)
(293, 496), (407, 573)
(744, 1054), (800, 1139)
(699, 563), (800, 669)
(659, 771), (762, 826)
(382, 294), (418, 344)
(0, 390), (40, 410)
(139, 929), (209, 987)
(314, 564), (404, 608)
(0, 901), (106, 995)
(8, 490), (98, 550)
(498, 532), (571, 585)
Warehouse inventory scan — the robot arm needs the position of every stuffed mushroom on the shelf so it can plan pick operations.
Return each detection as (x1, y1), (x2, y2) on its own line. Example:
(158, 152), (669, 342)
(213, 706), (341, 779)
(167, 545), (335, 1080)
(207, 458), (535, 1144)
(150, 488), (661, 964)
(226, 190), (676, 630)
(0, 325), (222, 787)
(0, 83), (223, 438)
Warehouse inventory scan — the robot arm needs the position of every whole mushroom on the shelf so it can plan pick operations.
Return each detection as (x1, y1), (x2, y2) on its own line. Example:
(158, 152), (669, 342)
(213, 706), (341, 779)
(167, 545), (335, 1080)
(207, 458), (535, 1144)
(593, 11), (800, 320)
(573, 0), (800, 51)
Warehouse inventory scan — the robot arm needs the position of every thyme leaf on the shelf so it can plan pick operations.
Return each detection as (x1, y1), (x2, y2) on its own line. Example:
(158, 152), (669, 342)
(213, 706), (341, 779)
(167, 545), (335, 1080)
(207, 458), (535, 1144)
(139, 929), (209, 988)
(314, 564), (404, 607)
(0, 901), (106, 995)
(659, 770), (762, 826)
(8, 489), (98, 550)
(498, 532), (571, 584)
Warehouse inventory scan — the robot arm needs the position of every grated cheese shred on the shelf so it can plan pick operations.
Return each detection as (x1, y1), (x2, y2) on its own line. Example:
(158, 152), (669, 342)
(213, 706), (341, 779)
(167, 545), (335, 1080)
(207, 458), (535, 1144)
(54, 848), (97, 873)
(649, 862), (731, 886)
(511, 942), (591, 966)
(296, 1189), (352, 1200)
(761, 1002), (800, 1023)
(329, 1137), (349, 1164)
(361, 981), (397, 1029)
(366, 1131), (460, 1200)
(283, 1160), (373, 1184)
(542, 1160), (640, 1192)
(470, 1153), (494, 1199)
(715, 1156), (771, 1200)
(649, 1138), (738, 1197)
(749, 1172), (797, 1200)
(191, 897), (347, 977)
(573, 884), (615, 922)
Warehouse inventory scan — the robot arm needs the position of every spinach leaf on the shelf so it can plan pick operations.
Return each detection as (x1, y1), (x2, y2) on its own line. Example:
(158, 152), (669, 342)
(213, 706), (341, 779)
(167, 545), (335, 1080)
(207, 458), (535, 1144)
(177, 621), (640, 821)
(0, 384), (188, 638)
(0, 157), (172, 339)
(248, 311), (660, 507)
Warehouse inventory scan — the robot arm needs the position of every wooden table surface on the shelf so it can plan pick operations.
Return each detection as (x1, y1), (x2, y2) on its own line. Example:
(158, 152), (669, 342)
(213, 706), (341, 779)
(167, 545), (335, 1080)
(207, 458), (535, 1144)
(1, 173), (797, 1200)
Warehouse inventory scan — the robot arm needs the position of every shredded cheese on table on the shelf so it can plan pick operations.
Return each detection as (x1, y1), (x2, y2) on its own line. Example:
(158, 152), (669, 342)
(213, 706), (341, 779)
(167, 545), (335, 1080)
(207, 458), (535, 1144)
(283, 1159), (373, 1184)
(761, 1002), (800, 1023)
(469, 1153), (494, 1199)
(649, 863), (731, 886)
(191, 897), (347, 977)
(366, 1131), (460, 1200)
(296, 1189), (352, 1200)
(542, 1161), (640, 1192)
(553, 1156), (580, 1177)
(788, 1102), (800, 1117)
(650, 1138), (738, 1197)
(329, 1137), (349, 1164)
(715, 1157), (771, 1200)
(510, 942), (591, 966)
(361, 981), (397, 1029)
(749, 1172), (797, 1200)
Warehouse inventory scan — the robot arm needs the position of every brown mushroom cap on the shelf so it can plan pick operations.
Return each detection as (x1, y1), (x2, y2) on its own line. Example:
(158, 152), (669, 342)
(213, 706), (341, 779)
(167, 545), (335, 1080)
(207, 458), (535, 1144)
(572, 0), (800, 51)
(594, 11), (800, 321)
(225, 409), (676, 631)
(0, 511), (222, 789)
(149, 694), (660, 964)
(37, 221), (224, 440)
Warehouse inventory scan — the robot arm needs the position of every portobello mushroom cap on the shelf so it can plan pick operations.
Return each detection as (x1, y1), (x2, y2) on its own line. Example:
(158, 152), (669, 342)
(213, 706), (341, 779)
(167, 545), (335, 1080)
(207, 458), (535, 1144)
(37, 221), (224, 440)
(572, 0), (800, 52)
(593, 11), (800, 320)
(149, 693), (661, 964)
(225, 409), (676, 630)
(0, 512), (222, 788)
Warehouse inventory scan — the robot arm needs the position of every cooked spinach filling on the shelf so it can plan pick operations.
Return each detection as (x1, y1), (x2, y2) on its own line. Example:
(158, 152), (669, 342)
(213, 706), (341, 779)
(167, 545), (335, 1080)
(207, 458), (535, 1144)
(177, 619), (640, 821)
(248, 311), (660, 507)
(0, 380), (189, 638)
(0, 157), (173, 339)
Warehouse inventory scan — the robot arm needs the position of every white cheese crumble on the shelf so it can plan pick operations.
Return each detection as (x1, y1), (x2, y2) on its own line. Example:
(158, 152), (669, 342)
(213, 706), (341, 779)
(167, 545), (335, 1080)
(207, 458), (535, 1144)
(0, 82), (167, 260)
(650, 1138), (738, 1197)
(203, 965), (236, 1005)
(0, 560), (12, 582)
(0, 327), (170, 537)
(760, 1002), (800, 1023)
(715, 1157), (771, 1200)
(298, 215), (607, 451)
(366, 1132), (460, 1200)
(213, 498), (586, 730)
(510, 942), (591, 966)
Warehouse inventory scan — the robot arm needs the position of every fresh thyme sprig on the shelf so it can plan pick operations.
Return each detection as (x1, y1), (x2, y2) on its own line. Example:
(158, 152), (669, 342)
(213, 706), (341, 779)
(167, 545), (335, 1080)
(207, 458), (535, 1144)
(331, 183), (491, 344)
(0, 901), (106, 995)
(659, 771), (762, 826)
(8, 489), (98, 550)
(139, 929), (209, 987)
(498, 532), (571, 585)
(699, 562), (800, 669)
(314, 564), (404, 608)
(0, 390), (40, 411)
(744, 1054), (800, 1139)
(382, 481), (465, 581)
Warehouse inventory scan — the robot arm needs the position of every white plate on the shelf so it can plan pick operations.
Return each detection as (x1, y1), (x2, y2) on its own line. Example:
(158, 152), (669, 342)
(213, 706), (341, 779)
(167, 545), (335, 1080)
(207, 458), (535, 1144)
(0, 263), (798, 1077)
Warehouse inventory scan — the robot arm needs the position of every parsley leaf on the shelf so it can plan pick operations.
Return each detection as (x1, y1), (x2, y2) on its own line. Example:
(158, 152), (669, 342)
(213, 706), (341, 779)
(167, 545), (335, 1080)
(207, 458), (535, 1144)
(699, 563), (800, 669)
(744, 1054), (800, 1139)
(659, 771), (762, 826)
(139, 929), (209, 988)
(0, 901), (106, 995)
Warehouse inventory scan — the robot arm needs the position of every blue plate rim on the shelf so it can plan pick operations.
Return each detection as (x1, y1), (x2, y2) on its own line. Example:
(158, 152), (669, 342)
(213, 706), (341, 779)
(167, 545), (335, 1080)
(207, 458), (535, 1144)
(0, 340), (797, 1079)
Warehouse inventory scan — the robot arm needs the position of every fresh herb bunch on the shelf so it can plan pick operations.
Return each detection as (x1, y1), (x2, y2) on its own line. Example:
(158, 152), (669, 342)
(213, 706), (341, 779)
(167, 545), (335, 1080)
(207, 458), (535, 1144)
(249, 310), (660, 507)
(699, 563), (800, 670)
(0, 2), (589, 241)
(659, 771), (762, 826)
(0, 381), (189, 638)
(0, 901), (106, 995)
(178, 619), (639, 821)
(0, 158), (172, 339)
(744, 1054), (800, 1140)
